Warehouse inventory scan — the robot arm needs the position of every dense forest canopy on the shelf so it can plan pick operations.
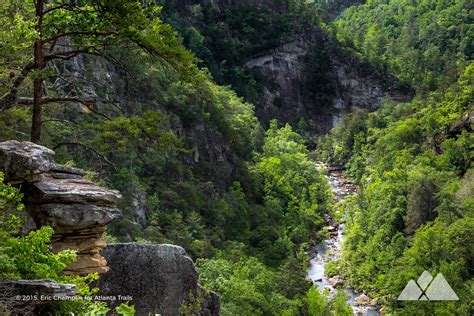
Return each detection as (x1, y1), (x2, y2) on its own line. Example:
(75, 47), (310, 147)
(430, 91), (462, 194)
(317, 0), (473, 314)
(0, 0), (472, 315)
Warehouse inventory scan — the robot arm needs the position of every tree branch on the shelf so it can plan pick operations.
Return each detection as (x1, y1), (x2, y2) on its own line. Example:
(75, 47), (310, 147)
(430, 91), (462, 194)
(52, 142), (117, 171)
(0, 61), (36, 110)
(43, 47), (123, 68)
(42, 3), (70, 15)
(43, 31), (117, 44)
(15, 96), (111, 119)
(43, 48), (90, 62)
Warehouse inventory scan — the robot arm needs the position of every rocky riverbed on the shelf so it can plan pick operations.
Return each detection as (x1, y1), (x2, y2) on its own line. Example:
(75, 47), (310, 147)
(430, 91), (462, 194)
(307, 163), (381, 316)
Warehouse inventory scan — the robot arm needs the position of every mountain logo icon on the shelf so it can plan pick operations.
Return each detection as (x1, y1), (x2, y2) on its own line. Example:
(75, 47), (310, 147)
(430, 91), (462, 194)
(398, 271), (459, 301)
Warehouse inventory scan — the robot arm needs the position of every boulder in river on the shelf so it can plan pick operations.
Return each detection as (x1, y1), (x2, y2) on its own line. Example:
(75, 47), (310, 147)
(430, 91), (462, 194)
(328, 275), (344, 287)
(354, 293), (371, 306)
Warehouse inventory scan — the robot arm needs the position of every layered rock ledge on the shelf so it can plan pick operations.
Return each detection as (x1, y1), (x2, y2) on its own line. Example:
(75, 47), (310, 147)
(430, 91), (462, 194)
(0, 140), (121, 275)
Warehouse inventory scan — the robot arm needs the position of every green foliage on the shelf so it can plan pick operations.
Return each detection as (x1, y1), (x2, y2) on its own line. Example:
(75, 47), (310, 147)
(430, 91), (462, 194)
(115, 302), (136, 316)
(304, 287), (352, 316)
(179, 288), (207, 316)
(318, 61), (473, 314)
(159, 1), (322, 102)
(324, 261), (340, 278)
(7, 1), (471, 315)
(83, 302), (136, 316)
(334, 0), (473, 92)
(190, 121), (333, 315)
(0, 174), (76, 280)
(89, 111), (174, 155)
(0, 108), (30, 142)
(0, 172), (24, 234)
(252, 120), (332, 261)
(1, 226), (76, 279)
(196, 250), (309, 316)
(306, 287), (331, 316)
(333, 290), (352, 316)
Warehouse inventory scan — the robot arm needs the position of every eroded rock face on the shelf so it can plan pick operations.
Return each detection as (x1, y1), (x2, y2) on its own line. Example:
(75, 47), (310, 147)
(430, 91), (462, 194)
(245, 33), (413, 135)
(97, 243), (220, 316)
(0, 140), (121, 275)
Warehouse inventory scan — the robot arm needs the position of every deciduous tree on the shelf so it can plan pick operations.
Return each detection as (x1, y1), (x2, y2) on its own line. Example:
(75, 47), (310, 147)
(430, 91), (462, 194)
(0, 0), (193, 143)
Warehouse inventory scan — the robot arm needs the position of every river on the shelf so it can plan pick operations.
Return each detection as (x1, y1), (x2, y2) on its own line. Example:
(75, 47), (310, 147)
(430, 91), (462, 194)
(307, 164), (381, 316)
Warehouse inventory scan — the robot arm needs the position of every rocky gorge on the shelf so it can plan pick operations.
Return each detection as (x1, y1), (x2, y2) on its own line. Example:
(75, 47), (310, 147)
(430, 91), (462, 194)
(1, 0), (470, 314)
(307, 164), (380, 316)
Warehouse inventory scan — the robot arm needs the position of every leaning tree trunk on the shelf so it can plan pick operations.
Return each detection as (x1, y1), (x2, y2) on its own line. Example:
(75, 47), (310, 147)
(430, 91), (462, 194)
(31, 0), (44, 144)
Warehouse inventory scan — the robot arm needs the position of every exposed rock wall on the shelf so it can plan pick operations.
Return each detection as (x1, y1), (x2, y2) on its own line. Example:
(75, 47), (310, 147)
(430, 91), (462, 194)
(245, 33), (413, 134)
(170, 116), (239, 188)
(0, 140), (121, 275)
(53, 52), (241, 191)
(97, 243), (220, 316)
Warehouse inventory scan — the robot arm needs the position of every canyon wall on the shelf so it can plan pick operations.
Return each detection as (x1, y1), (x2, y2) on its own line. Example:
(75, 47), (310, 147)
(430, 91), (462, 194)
(244, 32), (413, 135)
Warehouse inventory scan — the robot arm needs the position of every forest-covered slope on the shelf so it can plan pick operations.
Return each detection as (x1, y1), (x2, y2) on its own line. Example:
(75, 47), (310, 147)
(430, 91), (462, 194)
(159, 0), (414, 136)
(0, 0), (472, 315)
(318, 0), (473, 314)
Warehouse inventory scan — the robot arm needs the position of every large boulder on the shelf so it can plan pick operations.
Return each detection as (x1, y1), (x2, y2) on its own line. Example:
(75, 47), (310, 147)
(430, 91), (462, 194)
(354, 293), (371, 306)
(97, 243), (220, 316)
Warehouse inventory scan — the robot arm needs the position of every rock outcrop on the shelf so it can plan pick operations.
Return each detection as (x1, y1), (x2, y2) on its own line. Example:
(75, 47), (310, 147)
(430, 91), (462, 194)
(97, 243), (220, 316)
(1, 279), (77, 302)
(0, 140), (121, 275)
(245, 33), (413, 135)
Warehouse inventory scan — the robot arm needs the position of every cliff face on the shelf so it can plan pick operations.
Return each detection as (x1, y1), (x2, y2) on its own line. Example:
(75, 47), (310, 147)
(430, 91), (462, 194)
(0, 140), (121, 275)
(171, 116), (239, 187)
(97, 243), (220, 316)
(245, 32), (413, 135)
(50, 52), (244, 231)
(168, 2), (413, 136)
(55, 51), (241, 186)
(43, 1), (414, 233)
